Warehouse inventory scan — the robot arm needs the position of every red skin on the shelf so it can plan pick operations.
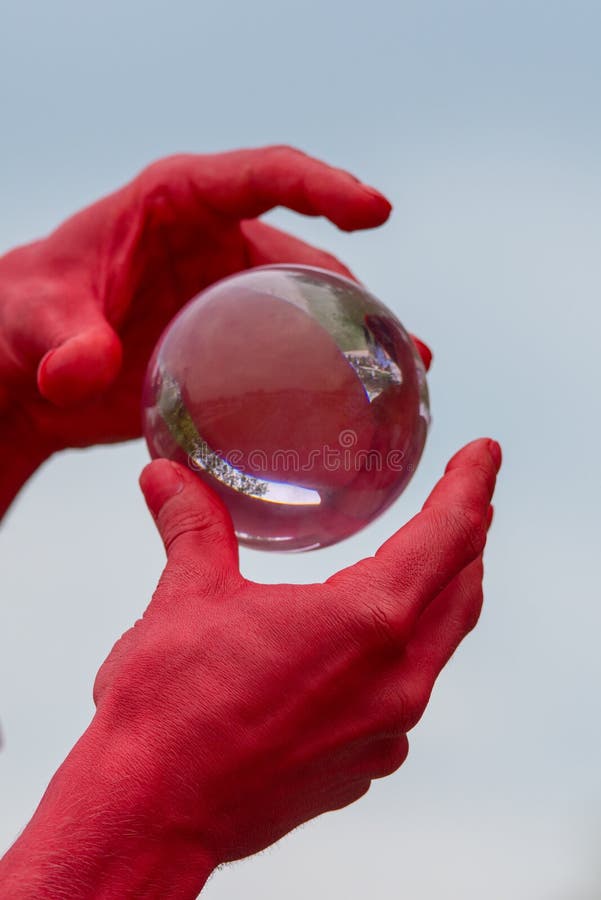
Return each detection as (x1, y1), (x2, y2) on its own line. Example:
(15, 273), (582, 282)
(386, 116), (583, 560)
(0, 441), (500, 898)
(0, 147), (500, 898)
(0, 146), (430, 515)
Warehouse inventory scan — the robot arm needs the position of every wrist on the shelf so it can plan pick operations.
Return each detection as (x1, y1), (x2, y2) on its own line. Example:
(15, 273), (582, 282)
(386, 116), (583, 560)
(0, 713), (217, 899)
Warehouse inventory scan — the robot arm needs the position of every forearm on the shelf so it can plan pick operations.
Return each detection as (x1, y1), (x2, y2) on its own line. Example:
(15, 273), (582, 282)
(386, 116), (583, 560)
(0, 716), (216, 899)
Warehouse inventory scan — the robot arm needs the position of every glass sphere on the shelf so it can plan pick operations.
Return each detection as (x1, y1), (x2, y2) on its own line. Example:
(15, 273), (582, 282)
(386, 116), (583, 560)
(142, 265), (430, 551)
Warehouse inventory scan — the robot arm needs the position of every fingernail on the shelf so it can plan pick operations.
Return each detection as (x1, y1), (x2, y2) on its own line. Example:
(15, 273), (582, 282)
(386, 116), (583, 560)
(363, 185), (392, 207)
(412, 337), (433, 371)
(487, 440), (502, 472)
(140, 459), (184, 517)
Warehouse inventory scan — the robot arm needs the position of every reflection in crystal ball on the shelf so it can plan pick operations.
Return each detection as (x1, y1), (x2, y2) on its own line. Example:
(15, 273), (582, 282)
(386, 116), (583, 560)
(142, 265), (430, 551)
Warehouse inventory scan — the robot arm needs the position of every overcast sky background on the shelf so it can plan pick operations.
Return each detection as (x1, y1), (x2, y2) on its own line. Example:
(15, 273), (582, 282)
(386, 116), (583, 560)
(1, 1), (600, 897)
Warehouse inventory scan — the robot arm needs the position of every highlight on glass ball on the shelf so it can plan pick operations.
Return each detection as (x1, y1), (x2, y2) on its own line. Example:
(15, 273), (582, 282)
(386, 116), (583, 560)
(142, 265), (430, 552)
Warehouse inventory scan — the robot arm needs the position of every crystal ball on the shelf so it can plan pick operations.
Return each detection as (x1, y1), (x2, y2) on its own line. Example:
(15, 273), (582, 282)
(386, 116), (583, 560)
(142, 265), (430, 551)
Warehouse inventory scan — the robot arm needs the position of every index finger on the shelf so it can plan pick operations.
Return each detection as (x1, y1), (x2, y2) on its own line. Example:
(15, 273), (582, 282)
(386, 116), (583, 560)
(328, 438), (501, 644)
(139, 145), (393, 232)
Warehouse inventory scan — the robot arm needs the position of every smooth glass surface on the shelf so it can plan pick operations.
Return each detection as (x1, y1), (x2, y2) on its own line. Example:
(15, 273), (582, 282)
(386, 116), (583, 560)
(142, 265), (429, 551)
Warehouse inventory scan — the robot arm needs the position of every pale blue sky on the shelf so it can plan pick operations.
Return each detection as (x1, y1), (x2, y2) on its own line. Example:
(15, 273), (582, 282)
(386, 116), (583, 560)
(1, 2), (600, 897)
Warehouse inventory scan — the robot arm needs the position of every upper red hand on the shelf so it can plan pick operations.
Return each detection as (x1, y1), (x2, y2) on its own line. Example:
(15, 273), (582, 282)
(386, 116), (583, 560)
(0, 146), (428, 453)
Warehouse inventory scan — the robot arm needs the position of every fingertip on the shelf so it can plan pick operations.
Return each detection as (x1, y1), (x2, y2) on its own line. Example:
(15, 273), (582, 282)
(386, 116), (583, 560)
(37, 326), (122, 407)
(487, 440), (502, 472)
(139, 458), (185, 518)
(336, 189), (393, 232)
(362, 186), (393, 217)
(421, 440), (501, 531)
(445, 438), (502, 475)
(412, 337), (433, 371)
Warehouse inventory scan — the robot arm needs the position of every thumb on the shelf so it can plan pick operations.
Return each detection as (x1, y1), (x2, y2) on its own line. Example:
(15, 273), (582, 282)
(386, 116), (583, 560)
(140, 459), (240, 576)
(37, 317), (122, 407)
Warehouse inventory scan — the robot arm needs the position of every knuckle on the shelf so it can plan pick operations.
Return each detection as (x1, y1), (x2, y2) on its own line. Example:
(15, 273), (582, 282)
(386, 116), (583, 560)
(92, 666), (108, 707)
(345, 778), (372, 806)
(341, 569), (413, 653)
(329, 778), (372, 813)
(381, 682), (427, 733)
(372, 736), (410, 779)
(265, 143), (303, 161)
(445, 505), (487, 559)
(464, 582), (485, 634)
(135, 156), (193, 216)
(369, 602), (397, 648)
(161, 509), (223, 553)
(139, 154), (186, 188)
(471, 458), (498, 493)
(92, 628), (137, 707)
(354, 594), (401, 652)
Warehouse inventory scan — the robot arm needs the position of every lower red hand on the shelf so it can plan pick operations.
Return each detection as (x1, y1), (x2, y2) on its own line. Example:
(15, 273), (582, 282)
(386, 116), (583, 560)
(0, 438), (499, 897)
(94, 437), (499, 866)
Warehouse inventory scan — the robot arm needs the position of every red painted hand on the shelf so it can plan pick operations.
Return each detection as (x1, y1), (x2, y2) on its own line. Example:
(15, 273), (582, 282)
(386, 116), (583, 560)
(0, 146), (428, 455)
(94, 437), (499, 868)
(0, 438), (499, 898)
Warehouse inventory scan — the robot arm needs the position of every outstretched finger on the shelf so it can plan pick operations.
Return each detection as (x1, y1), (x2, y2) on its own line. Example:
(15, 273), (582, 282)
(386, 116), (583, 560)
(399, 504), (495, 698)
(329, 438), (501, 646)
(401, 554), (485, 695)
(140, 146), (392, 233)
(354, 554), (486, 736)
